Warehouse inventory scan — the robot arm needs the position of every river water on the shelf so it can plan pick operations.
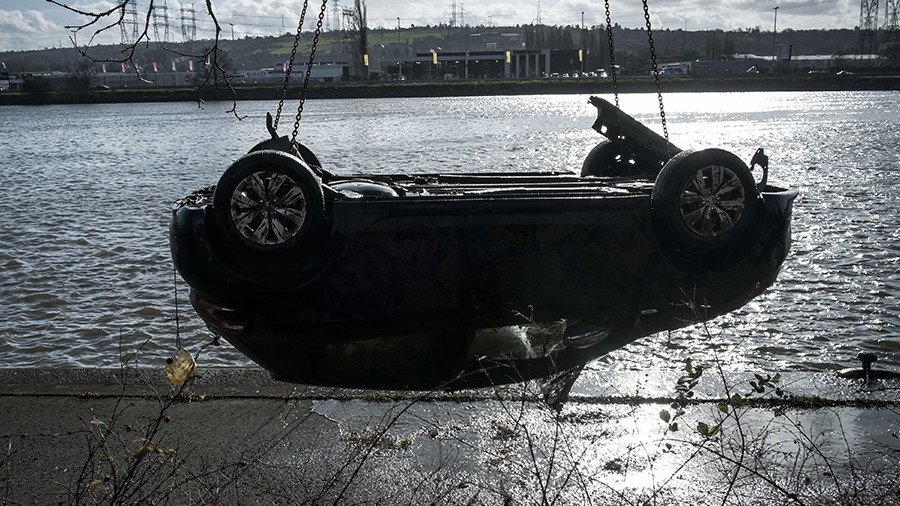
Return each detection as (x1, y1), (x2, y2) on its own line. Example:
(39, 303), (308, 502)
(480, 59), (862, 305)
(0, 91), (898, 378)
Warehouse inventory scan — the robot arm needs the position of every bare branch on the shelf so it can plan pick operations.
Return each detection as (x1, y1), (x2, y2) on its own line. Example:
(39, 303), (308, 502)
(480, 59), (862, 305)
(45, 0), (245, 119)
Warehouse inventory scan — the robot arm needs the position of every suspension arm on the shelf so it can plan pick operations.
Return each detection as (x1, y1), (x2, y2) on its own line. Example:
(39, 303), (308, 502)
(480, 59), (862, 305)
(589, 96), (681, 168)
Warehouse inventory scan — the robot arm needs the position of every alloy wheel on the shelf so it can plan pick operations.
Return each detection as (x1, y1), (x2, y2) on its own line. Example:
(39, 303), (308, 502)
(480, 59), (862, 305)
(679, 165), (746, 238)
(230, 171), (307, 245)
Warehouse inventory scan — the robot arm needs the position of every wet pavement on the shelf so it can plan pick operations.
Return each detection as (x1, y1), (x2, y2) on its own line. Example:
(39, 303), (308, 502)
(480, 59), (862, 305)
(1, 368), (898, 504)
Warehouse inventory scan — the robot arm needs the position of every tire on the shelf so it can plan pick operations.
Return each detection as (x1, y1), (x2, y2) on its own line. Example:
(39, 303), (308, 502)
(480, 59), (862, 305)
(651, 148), (761, 273)
(248, 137), (324, 172)
(581, 139), (659, 177)
(213, 150), (325, 259)
(294, 141), (323, 170)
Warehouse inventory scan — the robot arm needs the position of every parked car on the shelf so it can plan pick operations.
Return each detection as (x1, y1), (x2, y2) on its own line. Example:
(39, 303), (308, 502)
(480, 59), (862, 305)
(171, 97), (797, 390)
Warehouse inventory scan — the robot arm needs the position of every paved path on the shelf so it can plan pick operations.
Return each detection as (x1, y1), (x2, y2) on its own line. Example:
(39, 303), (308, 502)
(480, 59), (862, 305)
(1, 368), (898, 504)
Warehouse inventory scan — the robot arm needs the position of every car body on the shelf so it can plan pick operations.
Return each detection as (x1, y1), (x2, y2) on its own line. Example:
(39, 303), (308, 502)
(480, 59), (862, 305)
(171, 97), (798, 390)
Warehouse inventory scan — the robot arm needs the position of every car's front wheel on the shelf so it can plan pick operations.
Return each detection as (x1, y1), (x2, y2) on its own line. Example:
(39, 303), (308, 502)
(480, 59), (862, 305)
(213, 150), (325, 260)
(581, 139), (659, 177)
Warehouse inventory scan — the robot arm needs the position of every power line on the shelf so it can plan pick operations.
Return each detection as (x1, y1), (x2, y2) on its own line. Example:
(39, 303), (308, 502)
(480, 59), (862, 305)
(180, 2), (197, 43)
(886, 0), (899, 29)
(2, 1), (867, 53)
(152, 0), (171, 42)
(858, 0), (879, 55)
(162, 1), (170, 42)
(153, 4), (160, 40)
(132, 2), (140, 41)
(121, 2), (138, 44)
(190, 4), (197, 41)
(885, 0), (899, 44)
(332, 2), (342, 33)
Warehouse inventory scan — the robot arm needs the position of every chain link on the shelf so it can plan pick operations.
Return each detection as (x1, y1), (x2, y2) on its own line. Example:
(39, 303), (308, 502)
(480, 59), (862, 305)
(291, 0), (328, 144)
(173, 263), (181, 350)
(604, 0), (619, 108)
(273, 1), (312, 132)
(641, 0), (668, 140)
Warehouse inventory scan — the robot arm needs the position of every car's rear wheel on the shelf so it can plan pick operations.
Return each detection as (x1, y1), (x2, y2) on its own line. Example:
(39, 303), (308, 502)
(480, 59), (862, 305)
(581, 139), (659, 177)
(651, 148), (761, 273)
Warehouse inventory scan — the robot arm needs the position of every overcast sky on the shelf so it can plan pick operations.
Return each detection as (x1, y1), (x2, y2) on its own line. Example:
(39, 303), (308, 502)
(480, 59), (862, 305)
(1, 0), (859, 52)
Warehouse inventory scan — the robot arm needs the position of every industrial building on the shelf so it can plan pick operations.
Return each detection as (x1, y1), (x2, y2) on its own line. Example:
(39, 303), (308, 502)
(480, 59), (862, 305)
(380, 48), (583, 81)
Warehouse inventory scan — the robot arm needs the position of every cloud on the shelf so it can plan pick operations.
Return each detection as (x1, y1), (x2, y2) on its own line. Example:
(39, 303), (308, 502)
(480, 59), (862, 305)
(1, 0), (861, 52)
(360, 0), (854, 30)
(0, 10), (62, 51)
(0, 9), (58, 35)
(64, 2), (118, 14)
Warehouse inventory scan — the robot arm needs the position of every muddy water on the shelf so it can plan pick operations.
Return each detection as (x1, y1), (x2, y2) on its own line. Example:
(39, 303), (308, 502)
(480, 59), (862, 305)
(0, 91), (897, 377)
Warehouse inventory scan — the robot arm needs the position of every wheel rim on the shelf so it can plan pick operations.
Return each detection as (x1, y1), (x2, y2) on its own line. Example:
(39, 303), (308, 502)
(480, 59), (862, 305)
(679, 165), (745, 238)
(230, 171), (307, 245)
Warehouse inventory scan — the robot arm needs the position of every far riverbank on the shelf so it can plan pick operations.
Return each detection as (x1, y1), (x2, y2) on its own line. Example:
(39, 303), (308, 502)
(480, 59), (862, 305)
(2, 74), (899, 105)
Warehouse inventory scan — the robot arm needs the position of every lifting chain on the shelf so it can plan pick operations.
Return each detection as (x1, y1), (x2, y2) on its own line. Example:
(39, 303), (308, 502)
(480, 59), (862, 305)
(173, 263), (181, 350)
(641, 0), (669, 140)
(272, 0), (313, 132)
(603, 0), (619, 108)
(290, 0), (329, 145)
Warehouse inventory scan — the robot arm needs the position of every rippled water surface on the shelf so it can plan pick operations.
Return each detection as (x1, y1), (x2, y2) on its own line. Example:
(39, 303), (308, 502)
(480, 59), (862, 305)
(1, 91), (898, 376)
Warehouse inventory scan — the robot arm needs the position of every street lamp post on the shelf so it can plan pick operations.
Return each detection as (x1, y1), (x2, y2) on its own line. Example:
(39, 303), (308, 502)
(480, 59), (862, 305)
(581, 11), (585, 75)
(397, 18), (403, 79)
(772, 6), (778, 63)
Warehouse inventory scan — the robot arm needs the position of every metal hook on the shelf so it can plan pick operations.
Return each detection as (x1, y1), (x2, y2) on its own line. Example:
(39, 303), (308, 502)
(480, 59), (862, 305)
(750, 147), (769, 190)
(266, 112), (278, 140)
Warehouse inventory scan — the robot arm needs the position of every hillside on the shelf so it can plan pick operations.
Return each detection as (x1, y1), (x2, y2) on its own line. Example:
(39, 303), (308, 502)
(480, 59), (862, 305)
(0, 25), (871, 76)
